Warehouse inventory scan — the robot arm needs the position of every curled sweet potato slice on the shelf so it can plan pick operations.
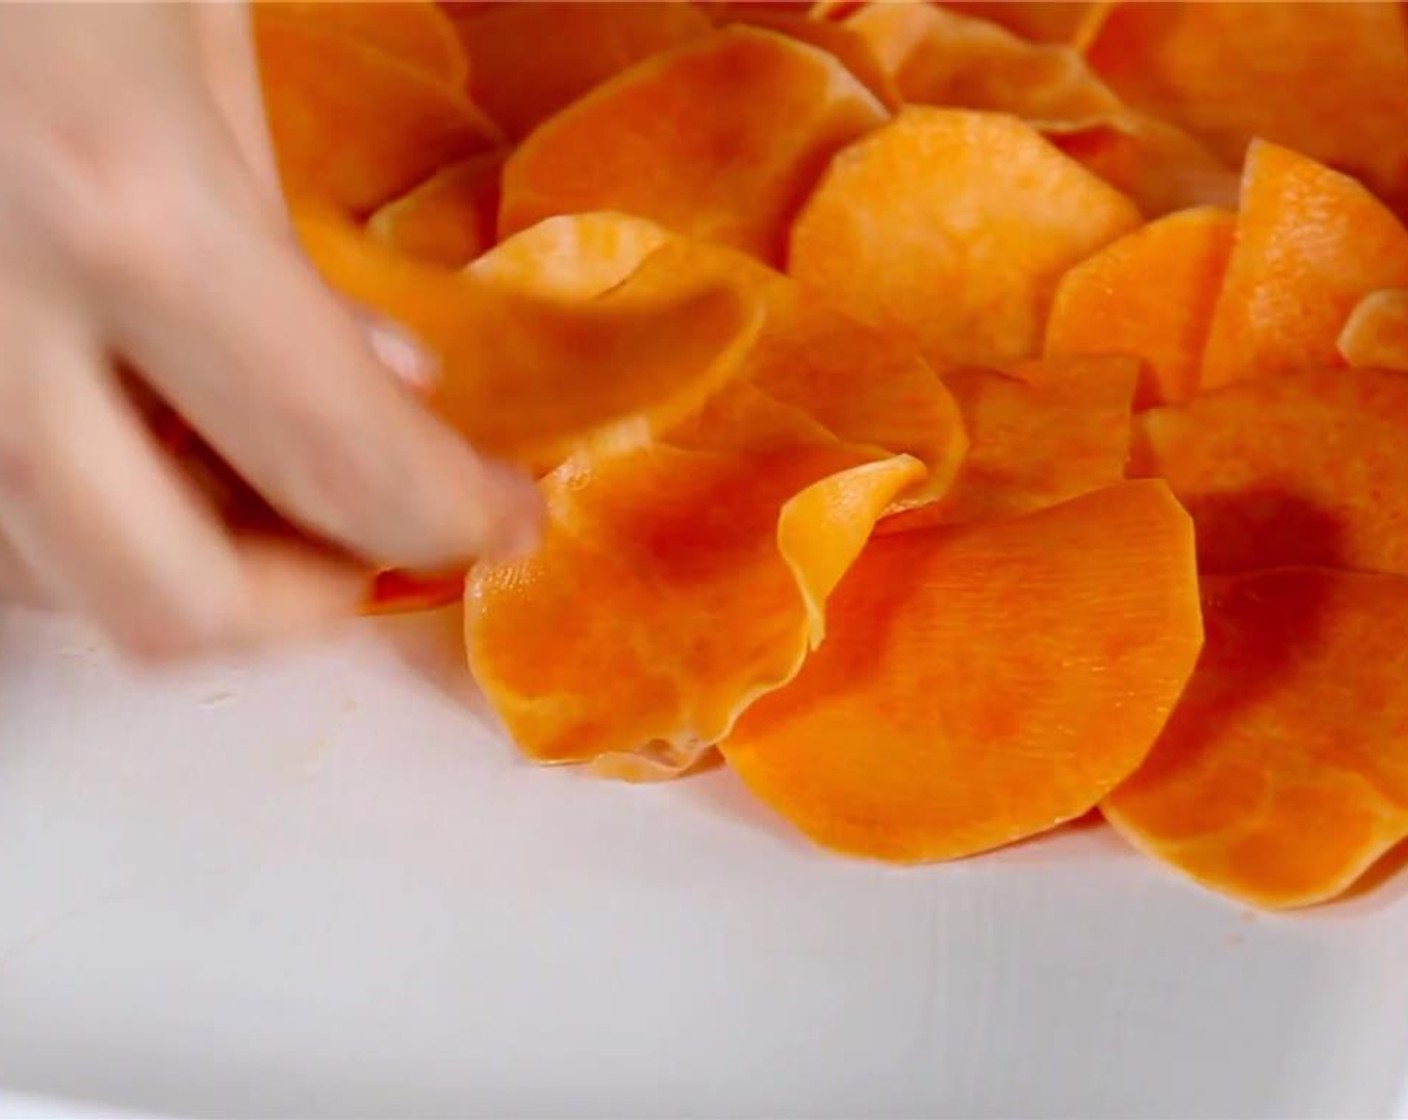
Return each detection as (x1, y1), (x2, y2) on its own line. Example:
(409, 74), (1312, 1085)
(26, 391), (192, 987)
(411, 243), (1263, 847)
(1201, 142), (1408, 389)
(940, 2), (1098, 45)
(1104, 568), (1408, 910)
(255, 13), (500, 213)
(722, 8), (900, 109)
(720, 481), (1203, 862)
(1046, 206), (1235, 407)
(367, 151), (505, 268)
(1338, 290), (1408, 371)
(447, 0), (711, 139)
(499, 26), (888, 264)
(1131, 367), (1408, 576)
(466, 443), (924, 781)
(849, 3), (1120, 121)
(884, 355), (1135, 533)
(263, 1), (468, 87)
(1084, 1), (1408, 209)
(788, 107), (1139, 368)
(295, 208), (761, 470)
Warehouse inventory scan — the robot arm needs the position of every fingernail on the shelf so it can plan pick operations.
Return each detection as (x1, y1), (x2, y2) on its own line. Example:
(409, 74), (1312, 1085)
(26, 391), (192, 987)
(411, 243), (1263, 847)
(362, 316), (439, 392)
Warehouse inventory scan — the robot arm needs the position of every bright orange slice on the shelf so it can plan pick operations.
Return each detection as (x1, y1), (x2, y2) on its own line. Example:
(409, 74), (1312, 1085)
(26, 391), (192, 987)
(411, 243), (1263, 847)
(1084, 1), (1408, 210)
(884, 355), (1136, 532)
(446, 0), (711, 140)
(721, 480), (1203, 862)
(255, 13), (500, 213)
(262, 1), (468, 88)
(1046, 206), (1235, 407)
(788, 107), (1140, 368)
(367, 151), (505, 268)
(1201, 142), (1408, 389)
(1339, 290), (1408, 371)
(1131, 367), (1408, 575)
(295, 208), (762, 470)
(1104, 568), (1408, 910)
(940, 2), (1099, 45)
(499, 26), (888, 264)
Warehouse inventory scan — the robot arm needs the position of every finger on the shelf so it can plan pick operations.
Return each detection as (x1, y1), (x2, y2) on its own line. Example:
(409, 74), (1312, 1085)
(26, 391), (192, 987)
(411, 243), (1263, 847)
(0, 530), (48, 608)
(101, 186), (542, 570)
(0, 327), (361, 660)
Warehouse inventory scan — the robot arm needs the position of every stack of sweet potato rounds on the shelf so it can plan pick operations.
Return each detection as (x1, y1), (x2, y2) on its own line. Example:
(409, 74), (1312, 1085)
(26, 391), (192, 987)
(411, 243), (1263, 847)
(255, 0), (1408, 912)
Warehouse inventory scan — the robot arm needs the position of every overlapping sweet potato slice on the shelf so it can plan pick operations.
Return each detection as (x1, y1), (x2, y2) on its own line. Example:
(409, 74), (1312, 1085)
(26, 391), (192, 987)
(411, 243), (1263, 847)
(1046, 207), (1235, 407)
(1083, 1), (1408, 209)
(255, 12), (500, 213)
(884, 355), (1135, 533)
(295, 208), (761, 469)
(849, 3), (1120, 121)
(1201, 142), (1408, 389)
(499, 26), (887, 264)
(1131, 367), (1408, 576)
(1339, 290), (1408, 371)
(264, 1), (468, 87)
(367, 151), (505, 268)
(1104, 568), (1408, 909)
(446, 0), (711, 140)
(721, 8), (900, 109)
(940, 2), (1098, 46)
(720, 481), (1203, 862)
(467, 440), (924, 781)
(788, 107), (1139, 368)
(1040, 116), (1237, 219)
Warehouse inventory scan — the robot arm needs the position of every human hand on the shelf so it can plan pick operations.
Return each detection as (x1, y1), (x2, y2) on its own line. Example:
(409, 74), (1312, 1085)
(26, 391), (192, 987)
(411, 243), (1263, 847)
(0, 3), (541, 659)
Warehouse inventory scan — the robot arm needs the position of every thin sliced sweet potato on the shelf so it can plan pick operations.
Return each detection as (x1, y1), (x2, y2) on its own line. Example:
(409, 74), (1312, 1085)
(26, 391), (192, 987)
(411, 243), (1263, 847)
(500, 26), (888, 264)
(1084, 1), (1408, 209)
(446, 1), (711, 140)
(255, 14), (500, 213)
(1046, 206), (1235, 407)
(788, 107), (1140, 368)
(468, 211), (966, 505)
(295, 208), (762, 470)
(367, 151), (505, 268)
(363, 570), (466, 615)
(466, 443), (924, 781)
(721, 480), (1203, 862)
(1041, 116), (1238, 219)
(940, 2), (1097, 45)
(1200, 142), (1408, 388)
(1131, 367), (1408, 575)
(723, 8), (900, 109)
(849, 3), (1120, 121)
(882, 355), (1135, 532)
(1103, 568), (1408, 910)
(263, 1), (468, 87)
(1339, 289), (1408, 371)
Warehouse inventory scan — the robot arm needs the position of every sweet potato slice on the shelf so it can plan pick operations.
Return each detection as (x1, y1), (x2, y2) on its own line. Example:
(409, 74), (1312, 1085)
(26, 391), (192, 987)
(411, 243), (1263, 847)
(1040, 116), (1237, 219)
(499, 26), (888, 264)
(1103, 568), (1408, 910)
(255, 14), (500, 213)
(467, 211), (966, 505)
(788, 107), (1140, 368)
(1201, 142), (1408, 389)
(1339, 290), (1408, 371)
(722, 8), (900, 109)
(295, 208), (761, 469)
(363, 570), (466, 615)
(367, 151), (505, 268)
(849, 3), (1120, 121)
(882, 355), (1135, 532)
(1084, 1), (1408, 209)
(720, 480), (1203, 862)
(447, 0), (711, 140)
(264, 1), (468, 87)
(1131, 367), (1408, 576)
(1046, 206), (1235, 407)
(466, 443), (924, 781)
(940, 2), (1097, 45)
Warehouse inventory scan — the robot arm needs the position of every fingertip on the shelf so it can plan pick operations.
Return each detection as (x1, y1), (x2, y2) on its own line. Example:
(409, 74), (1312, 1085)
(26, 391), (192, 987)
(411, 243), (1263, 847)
(474, 459), (545, 562)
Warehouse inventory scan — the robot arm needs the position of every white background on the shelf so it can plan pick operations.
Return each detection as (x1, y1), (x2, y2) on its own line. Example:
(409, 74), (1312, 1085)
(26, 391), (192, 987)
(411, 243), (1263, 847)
(1, 605), (1406, 1119)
